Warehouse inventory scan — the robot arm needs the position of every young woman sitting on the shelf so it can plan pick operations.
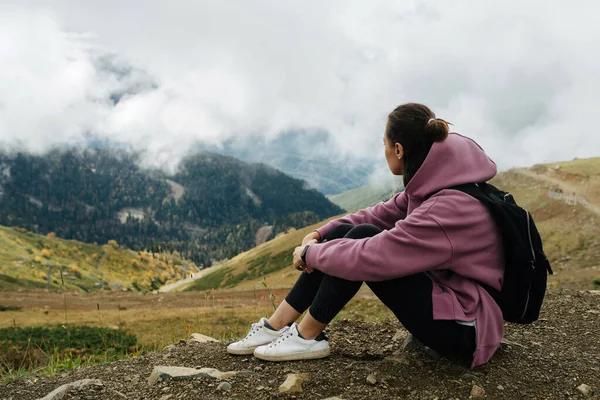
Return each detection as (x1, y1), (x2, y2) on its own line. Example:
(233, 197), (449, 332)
(227, 103), (504, 368)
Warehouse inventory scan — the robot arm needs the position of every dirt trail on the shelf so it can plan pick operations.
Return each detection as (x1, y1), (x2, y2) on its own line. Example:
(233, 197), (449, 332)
(158, 264), (224, 293)
(515, 168), (600, 217)
(3, 288), (599, 400)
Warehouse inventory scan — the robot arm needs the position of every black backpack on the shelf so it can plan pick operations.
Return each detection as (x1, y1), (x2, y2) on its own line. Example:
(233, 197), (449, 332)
(445, 182), (553, 324)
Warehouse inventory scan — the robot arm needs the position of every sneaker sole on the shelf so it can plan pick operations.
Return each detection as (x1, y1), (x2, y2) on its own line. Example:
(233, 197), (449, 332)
(227, 346), (259, 355)
(253, 347), (331, 361)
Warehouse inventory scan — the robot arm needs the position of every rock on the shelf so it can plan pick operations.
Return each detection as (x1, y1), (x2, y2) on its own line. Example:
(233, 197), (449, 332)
(577, 384), (592, 397)
(461, 373), (479, 382)
(109, 389), (128, 399)
(366, 374), (377, 385)
(402, 333), (424, 351)
(470, 384), (486, 399)
(279, 373), (310, 394)
(217, 382), (232, 391)
(384, 355), (410, 366)
(148, 366), (250, 386)
(39, 379), (103, 400)
(323, 397), (344, 400)
(496, 385), (504, 390)
(162, 344), (176, 352)
(256, 386), (266, 391)
(159, 395), (173, 400)
(188, 333), (218, 343)
(500, 338), (528, 349)
(392, 329), (407, 342)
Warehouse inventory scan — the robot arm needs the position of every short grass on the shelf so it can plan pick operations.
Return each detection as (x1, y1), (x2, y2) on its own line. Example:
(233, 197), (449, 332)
(0, 325), (140, 382)
(183, 216), (344, 292)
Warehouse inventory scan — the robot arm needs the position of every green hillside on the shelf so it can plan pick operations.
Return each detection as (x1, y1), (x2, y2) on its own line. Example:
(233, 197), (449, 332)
(0, 225), (198, 292)
(0, 149), (342, 267)
(184, 157), (600, 291)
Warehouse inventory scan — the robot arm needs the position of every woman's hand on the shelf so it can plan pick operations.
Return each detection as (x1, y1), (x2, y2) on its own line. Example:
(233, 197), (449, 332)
(293, 239), (318, 273)
(301, 231), (321, 246)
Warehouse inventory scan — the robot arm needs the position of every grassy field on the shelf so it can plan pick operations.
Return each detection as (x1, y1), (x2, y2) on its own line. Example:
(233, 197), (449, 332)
(0, 287), (393, 380)
(0, 226), (199, 292)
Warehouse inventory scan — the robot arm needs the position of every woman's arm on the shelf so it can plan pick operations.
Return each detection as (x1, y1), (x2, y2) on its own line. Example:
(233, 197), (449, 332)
(314, 191), (408, 240)
(305, 205), (452, 281)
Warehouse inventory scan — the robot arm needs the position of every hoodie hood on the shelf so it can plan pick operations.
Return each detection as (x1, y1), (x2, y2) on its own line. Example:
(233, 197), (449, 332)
(404, 133), (497, 199)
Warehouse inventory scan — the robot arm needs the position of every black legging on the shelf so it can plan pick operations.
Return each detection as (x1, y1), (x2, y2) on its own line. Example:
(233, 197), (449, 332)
(285, 223), (476, 362)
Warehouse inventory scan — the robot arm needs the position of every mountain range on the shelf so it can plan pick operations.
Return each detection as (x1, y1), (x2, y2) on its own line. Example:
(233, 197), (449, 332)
(0, 149), (343, 267)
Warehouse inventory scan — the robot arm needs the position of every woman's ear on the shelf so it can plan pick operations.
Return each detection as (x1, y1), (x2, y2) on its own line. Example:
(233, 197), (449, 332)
(394, 143), (404, 160)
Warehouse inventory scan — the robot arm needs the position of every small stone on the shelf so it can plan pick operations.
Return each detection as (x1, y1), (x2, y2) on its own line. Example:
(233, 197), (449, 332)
(323, 397), (344, 400)
(577, 384), (592, 398)
(470, 384), (486, 399)
(392, 329), (407, 342)
(159, 395), (173, 400)
(109, 389), (128, 399)
(402, 333), (424, 351)
(188, 333), (218, 343)
(384, 355), (410, 366)
(256, 386), (266, 391)
(39, 379), (103, 400)
(366, 374), (377, 385)
(279, 373), (310, 394)
(148, 366), (246, 386)
(162, 344), (176, 352)
(461, 373), (479, 382)
(496, 385), (504, 391)
(217, 382), (232, 391)
(500, 338), (527, 349)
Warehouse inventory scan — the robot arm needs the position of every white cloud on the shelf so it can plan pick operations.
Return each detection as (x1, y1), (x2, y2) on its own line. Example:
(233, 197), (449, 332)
(0, 0), (599, 171)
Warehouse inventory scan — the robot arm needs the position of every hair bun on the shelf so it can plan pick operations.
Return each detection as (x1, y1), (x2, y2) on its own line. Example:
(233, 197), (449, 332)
(425, 118), (449, 142)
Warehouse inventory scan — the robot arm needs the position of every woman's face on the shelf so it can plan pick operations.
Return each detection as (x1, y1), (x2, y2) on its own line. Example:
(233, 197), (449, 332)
(384, 123), (403, 175)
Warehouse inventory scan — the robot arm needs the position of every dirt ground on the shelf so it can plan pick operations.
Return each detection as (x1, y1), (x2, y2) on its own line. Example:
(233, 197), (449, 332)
(2, 288), (598, 400)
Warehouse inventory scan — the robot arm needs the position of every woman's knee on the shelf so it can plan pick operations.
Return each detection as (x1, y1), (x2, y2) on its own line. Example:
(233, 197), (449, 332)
(344, 224), (382, 239)
(324, 224), (355, 241)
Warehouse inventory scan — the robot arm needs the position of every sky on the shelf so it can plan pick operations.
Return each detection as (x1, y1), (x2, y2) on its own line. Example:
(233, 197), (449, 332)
(1, 0), (599, 173)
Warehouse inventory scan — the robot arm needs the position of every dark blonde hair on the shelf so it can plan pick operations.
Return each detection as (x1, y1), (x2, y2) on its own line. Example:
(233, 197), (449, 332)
(386, 103), (450, 186)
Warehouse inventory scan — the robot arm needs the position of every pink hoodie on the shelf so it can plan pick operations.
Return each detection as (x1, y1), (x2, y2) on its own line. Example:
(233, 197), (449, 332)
(306, 133), (504, 368)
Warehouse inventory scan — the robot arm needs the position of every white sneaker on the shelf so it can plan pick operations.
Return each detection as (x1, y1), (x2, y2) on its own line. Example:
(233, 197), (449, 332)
(227, 318), (284, 355)
(253, 323), (330, 361)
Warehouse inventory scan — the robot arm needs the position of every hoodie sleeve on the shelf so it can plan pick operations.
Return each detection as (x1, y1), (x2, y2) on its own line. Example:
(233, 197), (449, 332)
(315, 191), (408, 239)
(305, 206), (452, 282)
